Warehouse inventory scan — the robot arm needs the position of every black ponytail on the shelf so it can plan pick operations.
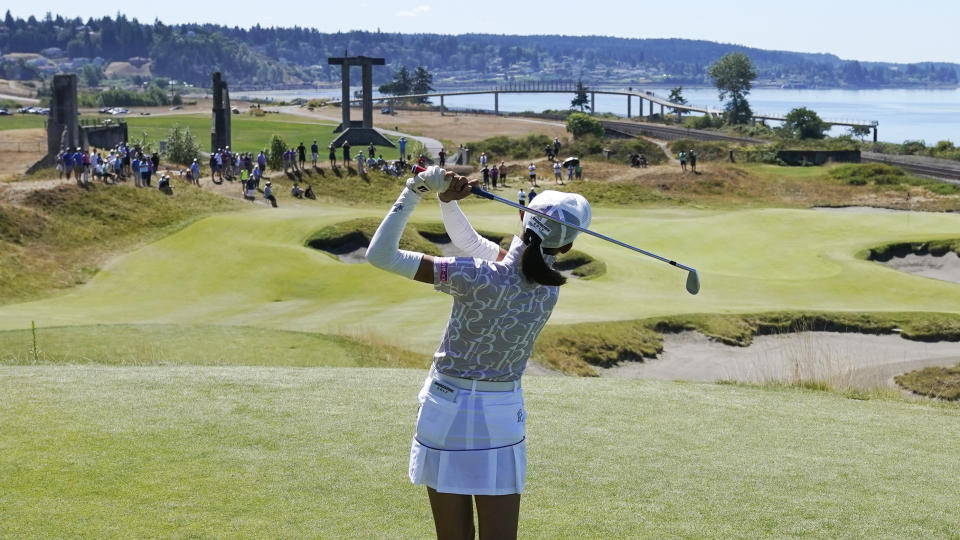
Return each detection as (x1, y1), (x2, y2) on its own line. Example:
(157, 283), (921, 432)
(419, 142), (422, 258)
(521, 229), (566, 286)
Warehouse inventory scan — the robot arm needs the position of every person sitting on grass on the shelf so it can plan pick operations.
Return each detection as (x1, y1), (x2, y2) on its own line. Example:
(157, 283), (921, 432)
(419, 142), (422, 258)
(291, 183), (304, 199)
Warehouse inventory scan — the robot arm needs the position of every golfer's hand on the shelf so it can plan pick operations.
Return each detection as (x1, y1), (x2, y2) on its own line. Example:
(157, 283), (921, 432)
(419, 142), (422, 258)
(406, 165), (449, 194)
(438, 174), (477, 202)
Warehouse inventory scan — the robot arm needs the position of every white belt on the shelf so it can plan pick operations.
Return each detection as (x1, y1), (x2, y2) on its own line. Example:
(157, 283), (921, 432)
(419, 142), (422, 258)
(434, 370), (519, 392)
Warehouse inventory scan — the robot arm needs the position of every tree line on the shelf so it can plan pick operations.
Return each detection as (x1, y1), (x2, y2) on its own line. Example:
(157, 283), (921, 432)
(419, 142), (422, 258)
(1, 11), (957, 89)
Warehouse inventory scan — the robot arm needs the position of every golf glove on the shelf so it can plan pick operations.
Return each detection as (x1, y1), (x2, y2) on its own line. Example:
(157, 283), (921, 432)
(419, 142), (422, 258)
(406, 165), (449, 194)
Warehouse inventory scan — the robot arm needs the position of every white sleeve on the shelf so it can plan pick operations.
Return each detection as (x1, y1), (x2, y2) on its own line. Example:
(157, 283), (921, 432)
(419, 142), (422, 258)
(365, 188), (425, 279)
(440, 200), (502, 261)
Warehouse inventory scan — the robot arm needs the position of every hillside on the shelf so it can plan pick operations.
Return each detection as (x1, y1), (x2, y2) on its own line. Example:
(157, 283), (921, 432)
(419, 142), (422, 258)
(1, 13), (957, 88)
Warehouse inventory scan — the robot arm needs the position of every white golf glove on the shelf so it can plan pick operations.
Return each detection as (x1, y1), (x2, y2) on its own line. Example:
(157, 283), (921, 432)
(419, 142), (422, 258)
(405, 165), (449, 194)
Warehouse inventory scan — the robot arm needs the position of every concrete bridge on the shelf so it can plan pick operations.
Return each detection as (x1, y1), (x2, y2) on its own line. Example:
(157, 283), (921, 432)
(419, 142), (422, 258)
(329, 81), (880, 141)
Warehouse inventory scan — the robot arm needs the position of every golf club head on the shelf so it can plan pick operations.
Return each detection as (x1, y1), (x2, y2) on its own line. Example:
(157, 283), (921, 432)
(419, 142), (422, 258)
(685, 270), (700, 295)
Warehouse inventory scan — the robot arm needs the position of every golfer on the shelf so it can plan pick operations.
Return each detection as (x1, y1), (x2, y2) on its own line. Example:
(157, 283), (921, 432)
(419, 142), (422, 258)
(367, 166), (591, 540)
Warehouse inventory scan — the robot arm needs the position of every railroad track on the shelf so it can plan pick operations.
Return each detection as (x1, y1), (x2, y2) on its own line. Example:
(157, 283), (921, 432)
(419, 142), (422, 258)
(604, 120), (960, 185)
(861, 152), (960, 185)
(601, 120), (763, 144)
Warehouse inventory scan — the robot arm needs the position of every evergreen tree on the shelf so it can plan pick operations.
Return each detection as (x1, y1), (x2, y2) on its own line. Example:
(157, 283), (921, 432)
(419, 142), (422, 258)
(571, 79), (590, 112)
(709, 52), (756, 125)
(411, 65), (433, 103)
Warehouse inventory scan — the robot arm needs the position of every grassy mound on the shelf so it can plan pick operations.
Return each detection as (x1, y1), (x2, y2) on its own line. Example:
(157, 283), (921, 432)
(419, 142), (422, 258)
(896, 365), (960, 400)
(830, 163), (906, 186)
(668, 139), (732, 161)
(0, 181), (242, 303)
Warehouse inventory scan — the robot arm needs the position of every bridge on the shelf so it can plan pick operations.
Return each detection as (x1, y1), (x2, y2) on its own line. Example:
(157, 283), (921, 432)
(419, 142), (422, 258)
(328, 81), (880, 141)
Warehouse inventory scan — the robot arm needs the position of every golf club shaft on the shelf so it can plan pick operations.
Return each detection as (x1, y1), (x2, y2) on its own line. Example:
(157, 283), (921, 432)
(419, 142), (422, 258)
(470, 186), (696, 273)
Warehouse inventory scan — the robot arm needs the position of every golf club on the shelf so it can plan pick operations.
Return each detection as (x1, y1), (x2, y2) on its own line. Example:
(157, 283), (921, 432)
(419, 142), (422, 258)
(470, 186), (701, 295)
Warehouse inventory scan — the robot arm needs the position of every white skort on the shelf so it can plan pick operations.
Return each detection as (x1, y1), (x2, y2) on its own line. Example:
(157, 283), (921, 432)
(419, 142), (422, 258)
(408, 370), (526, 495)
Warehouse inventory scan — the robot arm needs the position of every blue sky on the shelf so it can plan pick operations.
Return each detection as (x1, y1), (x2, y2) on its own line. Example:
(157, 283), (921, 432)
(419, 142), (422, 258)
(5, 0), (959, 64)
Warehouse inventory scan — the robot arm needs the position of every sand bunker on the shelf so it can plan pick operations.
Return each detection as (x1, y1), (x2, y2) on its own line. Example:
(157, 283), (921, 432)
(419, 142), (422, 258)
(598, 331), (960, 390)
(878, 251), (960, 284)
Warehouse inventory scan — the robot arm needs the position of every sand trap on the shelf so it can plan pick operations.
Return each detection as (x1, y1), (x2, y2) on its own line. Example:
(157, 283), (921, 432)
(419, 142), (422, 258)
(878, 252), (960, 284)
(330, 238), (483, 264)
(599, 331), (960, 390)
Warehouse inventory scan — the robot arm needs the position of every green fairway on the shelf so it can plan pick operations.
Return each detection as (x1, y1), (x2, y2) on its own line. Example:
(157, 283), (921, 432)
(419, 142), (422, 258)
(1, 202), (959, 354)
(0, 114), (46, 130)
(1, 367), (957, 538)
(123, 113), (345, 155)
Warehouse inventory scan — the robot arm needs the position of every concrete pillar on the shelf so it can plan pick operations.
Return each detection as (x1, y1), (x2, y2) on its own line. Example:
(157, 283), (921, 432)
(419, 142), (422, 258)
(341, 63), (351, 130)
(627, 95), (631, 118)
(361, 64), (373, 128)
(873, 127), (878, 142)
(591, 92), (595, 114)
(495, 92), (499, 115)
(440, 95), (445, 115)
(649, 99), (654, 117)
(660, 104), (664, 117)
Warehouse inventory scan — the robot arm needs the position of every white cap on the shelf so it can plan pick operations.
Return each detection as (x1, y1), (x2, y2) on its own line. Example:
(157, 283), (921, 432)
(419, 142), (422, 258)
(522, 190), (592, 248)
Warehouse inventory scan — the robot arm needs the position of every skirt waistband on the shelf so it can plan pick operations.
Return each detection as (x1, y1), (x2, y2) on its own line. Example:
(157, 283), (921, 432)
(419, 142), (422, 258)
(433, 368), (520, 392)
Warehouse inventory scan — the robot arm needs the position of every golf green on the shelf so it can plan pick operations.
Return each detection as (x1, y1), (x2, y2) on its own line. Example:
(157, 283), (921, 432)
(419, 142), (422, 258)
(1, 202), (959, 354)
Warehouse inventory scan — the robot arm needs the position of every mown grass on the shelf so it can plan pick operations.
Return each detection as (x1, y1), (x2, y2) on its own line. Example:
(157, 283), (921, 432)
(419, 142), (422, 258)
(123, 113), (399, 157)
(0, 114), (46, 130)
(1, 367), (959, 538)
(0, 323), (425, 368)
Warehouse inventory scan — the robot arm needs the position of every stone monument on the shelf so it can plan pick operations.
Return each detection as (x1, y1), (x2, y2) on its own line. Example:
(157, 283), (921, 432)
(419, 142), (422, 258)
(327, 55), (394, 148)
(210, 72), (231, 152)
(47, 74), (80, 155)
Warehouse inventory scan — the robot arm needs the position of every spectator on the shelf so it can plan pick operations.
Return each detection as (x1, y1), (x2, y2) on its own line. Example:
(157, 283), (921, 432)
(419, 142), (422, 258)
(499, 161), (507, 186)
(575, 163), (583, 180)
(190, 159), (200, 186)
(553, 137), (561, 157)
(553, 161), (562, 184)
(298, 142), (306, 169)
(567, 163), (574, 182)
(529, 187), (537, 202)
(328, 143), (337, 168)
(398, 137), (406, 160)
(368, 142), (376, 160)
(479, 152), (488, 168)
(481, 165), (490, 188)
(342, 141), (351, 164)
(258, 150), (267, 173)
(264, 180), (277, 207)
(490, 163), (499, 189)
(291, 183), (304, 198)
(688, 148), (697, 173)
(356, 151), (366, 174)
(438, 147), (446, 167)
(678, 151), (687, 172)
(517, 187), (526, 219)
(311, 140), (319, 167)
(528, 162), (537, 187)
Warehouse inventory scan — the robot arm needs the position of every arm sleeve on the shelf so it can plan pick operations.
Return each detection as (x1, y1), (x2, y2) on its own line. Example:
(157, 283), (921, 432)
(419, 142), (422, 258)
(439, 200), (502, 261)
(365, 187), (425, 279)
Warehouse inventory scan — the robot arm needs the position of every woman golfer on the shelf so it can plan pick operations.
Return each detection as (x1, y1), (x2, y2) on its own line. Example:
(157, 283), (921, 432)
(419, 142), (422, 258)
(366, 166), (591, 539)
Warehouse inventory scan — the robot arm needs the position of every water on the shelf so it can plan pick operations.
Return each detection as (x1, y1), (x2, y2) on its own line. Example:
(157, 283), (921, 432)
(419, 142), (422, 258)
(231, 86), (960, 144)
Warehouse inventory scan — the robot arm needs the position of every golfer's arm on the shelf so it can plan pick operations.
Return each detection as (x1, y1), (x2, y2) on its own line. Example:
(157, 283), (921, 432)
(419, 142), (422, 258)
(439, 200), (507, 262)
(367, 187), (433, 283)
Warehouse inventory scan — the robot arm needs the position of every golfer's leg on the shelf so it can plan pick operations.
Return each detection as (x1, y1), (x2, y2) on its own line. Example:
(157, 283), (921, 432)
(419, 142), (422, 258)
(475, 493), (521, 540)
(427, 487), (475, 540)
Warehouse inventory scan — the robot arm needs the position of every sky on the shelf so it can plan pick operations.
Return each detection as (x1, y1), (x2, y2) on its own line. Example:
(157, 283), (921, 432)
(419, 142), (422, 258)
(5, 0), (960, 64)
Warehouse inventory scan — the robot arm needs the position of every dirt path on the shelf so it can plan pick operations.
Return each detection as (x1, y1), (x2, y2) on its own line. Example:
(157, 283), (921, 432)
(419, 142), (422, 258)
(599, 331), (960, 391)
